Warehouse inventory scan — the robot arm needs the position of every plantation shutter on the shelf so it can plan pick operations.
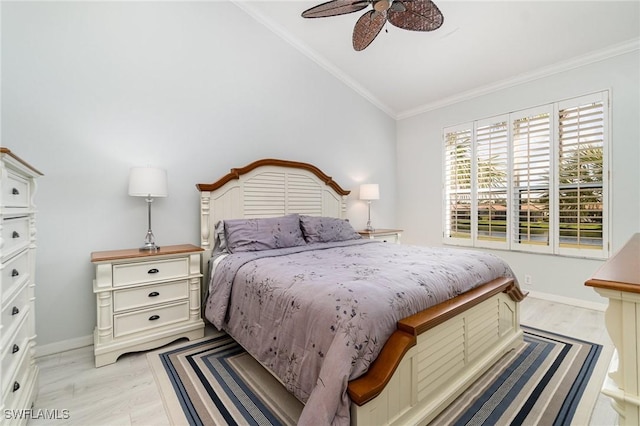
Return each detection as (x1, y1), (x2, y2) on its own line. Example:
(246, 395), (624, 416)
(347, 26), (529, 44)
(442, 91), (609, 259)
(444, 125), (473, 244)
(511, 106), (553, 253)
(475, 116), (509, 248)
(557, 93), (607, 255)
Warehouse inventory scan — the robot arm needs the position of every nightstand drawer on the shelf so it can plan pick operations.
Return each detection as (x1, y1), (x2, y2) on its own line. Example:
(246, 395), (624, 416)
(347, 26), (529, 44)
(358, 229), (402, 244)
(1, 216), (30, 259)
(112, 258), (189, 287)
(1, 249), (29, 303)
(371, 235), (399, 243)
(113, 301), (190, 338)
(1, 171), (30, 208)
(113, 280), (189, 312)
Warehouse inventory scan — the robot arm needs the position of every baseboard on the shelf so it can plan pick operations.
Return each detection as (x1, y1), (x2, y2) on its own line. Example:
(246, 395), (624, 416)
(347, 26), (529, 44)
(36, 334), (93, 358)
(526, 290), (608, 312)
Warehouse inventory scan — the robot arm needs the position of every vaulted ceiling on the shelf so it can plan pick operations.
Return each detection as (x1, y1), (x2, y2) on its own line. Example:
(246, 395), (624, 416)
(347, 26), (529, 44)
(238, 1), (640, 118)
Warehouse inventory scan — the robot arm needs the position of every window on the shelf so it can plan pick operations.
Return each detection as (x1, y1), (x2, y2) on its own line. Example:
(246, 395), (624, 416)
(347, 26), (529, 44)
(476, 116), (509, 247)
(444, 125), (472, 243)
(443, 91), (609, 258)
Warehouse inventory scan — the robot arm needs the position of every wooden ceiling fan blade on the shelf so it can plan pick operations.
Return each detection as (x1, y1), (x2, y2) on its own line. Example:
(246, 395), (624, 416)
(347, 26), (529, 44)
(352, 10), (387, 51)
(302, 0), (369, 18)
(387, 0), (444, 31)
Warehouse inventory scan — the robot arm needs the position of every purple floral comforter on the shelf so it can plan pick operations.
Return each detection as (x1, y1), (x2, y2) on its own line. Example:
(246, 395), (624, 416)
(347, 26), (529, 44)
(204, 240), (515, 425)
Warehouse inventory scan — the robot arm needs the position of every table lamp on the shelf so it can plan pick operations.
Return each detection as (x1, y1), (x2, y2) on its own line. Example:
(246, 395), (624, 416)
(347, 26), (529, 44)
(128, 167), (168, 251)
(359, 183), (379, 231)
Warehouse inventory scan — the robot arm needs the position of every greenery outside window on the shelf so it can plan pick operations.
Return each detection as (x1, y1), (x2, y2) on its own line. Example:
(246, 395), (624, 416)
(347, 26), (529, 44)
(443, 91), (609, 259)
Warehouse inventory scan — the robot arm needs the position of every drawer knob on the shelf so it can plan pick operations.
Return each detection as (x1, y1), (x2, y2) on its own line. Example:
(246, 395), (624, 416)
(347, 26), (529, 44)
(148, 291), (160, 297)
(12, 231), (20, 238)
(12, 269), (19, 277)
(13, 382), (20, 392)
(12, 188), (19, 195)
(12, 306), (19, 315)
(149, 315), (160, 321)
(148, 268), (159, 274)
(12, 344), (19, 354)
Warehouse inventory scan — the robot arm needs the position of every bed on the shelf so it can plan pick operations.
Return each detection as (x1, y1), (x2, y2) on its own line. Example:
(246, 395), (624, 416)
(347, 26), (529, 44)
(197, 159), (526, 426)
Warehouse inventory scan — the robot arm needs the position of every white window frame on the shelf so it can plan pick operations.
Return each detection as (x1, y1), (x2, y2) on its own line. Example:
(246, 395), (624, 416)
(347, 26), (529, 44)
(442, 91), (610, 259)
(554, 91), (609, 259)
(510, 104), (555, 255)
(474, 114), (510, 251)
(442, 123), (474, 247)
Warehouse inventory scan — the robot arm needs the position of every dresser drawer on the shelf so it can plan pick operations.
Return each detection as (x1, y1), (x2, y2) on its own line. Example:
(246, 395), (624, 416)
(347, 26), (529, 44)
(1, 171), (30, 208)
(2, 349), (31, 410)
(1, 281), (28, 342)
(113, 280), (189, 313)
(113, 301), (189, 338)
(1, 249), (29, 303)
(1, 216), (30, 259)
(1, 314), (30, 391)
(112, 258), (189, 287)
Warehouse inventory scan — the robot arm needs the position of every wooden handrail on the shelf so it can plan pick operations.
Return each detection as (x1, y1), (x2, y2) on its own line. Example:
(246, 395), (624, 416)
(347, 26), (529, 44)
(347, 277), (525, 406)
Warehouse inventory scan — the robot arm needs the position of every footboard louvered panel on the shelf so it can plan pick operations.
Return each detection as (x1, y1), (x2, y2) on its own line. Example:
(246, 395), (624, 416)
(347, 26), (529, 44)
(351, 292), (523, 426)
(416, 319), (465, 402)
(467, 298), (501, 362)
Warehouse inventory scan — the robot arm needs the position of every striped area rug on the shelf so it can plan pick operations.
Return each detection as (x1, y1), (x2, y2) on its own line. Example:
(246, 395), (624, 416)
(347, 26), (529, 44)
(147, 326), (603, 426)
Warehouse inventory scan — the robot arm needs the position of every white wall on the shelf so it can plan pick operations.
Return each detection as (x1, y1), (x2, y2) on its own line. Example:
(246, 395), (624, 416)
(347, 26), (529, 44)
(1, 2), (397, 347)
(397, 50), (640, 305)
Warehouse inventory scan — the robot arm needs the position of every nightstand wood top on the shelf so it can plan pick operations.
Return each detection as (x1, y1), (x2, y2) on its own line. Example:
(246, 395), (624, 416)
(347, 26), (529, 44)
(91, 244), (203, 263)
(358, 229), (403, 236)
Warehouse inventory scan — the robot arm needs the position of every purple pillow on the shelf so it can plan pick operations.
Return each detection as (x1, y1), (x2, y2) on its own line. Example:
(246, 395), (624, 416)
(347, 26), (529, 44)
(224, 214), (306, 253)
(300, 216), (361, 243)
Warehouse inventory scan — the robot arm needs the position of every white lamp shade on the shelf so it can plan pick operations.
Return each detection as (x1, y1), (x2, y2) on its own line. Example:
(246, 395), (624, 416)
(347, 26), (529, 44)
(359, 184), (380, 201)
(128, 167), (168, 197)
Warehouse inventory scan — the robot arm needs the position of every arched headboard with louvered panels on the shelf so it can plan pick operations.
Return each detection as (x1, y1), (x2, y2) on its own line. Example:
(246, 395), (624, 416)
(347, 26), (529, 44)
(196, 159), (351, 261)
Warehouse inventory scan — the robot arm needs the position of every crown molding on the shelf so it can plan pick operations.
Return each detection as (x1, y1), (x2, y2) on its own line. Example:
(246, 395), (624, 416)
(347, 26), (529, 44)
(232, 1), (638, 123)
(397, 38), (640, 120)
(231, 0), (397, 119)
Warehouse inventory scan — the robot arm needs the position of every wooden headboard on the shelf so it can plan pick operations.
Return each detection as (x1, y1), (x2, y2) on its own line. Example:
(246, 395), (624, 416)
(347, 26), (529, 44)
(196, 158), (351, 260)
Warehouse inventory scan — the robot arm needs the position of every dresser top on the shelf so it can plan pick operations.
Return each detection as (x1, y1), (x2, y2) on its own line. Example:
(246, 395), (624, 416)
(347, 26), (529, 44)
(1, 147), (44, 176)
(91, 244), (203, 263)
(585, 233), (640, 293)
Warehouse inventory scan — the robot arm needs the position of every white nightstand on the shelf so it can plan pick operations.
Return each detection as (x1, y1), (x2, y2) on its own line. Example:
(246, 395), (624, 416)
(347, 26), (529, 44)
(358, 229), (403, 244)
(91, 244), (205, 367)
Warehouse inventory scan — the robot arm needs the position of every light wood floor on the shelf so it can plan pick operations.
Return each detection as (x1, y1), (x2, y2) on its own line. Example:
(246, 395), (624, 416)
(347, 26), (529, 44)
(28, 297), (618, 426)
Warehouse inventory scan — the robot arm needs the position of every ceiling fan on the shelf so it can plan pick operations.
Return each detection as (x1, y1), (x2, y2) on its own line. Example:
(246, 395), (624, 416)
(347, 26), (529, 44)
(301, 0), (444, 51)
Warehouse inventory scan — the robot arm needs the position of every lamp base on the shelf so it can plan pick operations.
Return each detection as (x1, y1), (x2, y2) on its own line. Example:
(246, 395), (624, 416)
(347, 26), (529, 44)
(139, 243), (160, 252)
(140, 229), (160, 251)
(365, 201), (375, 232)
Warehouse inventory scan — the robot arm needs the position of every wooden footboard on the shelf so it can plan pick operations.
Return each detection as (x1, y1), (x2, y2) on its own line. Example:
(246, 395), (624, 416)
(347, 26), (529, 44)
(349, 277), (526, 426)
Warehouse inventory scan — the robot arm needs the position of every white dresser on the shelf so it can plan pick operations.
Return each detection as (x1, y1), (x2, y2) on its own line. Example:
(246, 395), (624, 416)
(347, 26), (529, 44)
(0, 148), (42, 425)
(91, 244), (205, 367)
(585, 233), (640, 425)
